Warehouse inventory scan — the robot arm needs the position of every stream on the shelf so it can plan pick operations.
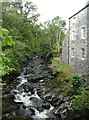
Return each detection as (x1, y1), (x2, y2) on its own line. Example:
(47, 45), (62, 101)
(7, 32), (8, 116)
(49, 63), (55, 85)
(2, 54), (88, 120)
(11, 55), (59, 120)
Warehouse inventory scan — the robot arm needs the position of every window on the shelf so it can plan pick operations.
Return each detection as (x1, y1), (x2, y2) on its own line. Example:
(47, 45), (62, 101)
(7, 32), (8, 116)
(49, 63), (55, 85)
(71, 30), (76, 40)
(81, 26), (86, 39)
(71, 48), (74, 57)
(81, 48), (85, 59)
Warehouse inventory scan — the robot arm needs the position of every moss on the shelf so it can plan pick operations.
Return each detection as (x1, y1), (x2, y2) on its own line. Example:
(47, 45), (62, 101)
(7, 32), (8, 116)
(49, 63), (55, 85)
(52, 59), (74, 79)
(52, 87), (60, 94)
(45, 72), (66, 89)
(44, 80), (53, 88)
(44, 61), (78, 97)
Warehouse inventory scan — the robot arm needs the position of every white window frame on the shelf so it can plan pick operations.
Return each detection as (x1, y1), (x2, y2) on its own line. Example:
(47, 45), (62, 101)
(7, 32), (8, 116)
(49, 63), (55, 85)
(81, 26), (86, 39)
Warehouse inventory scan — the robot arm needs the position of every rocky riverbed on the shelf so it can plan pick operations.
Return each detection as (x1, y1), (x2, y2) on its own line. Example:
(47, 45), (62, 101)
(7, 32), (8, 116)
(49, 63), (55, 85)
(2, 55), (59, 120)
(2, 54), (89, 120)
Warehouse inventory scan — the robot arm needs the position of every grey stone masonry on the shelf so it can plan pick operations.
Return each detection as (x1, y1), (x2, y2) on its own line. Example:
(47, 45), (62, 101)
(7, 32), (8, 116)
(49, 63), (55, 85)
(62, 2), (89, 79)
(69, 6), (88, 75)
(61, 36), (68, 64)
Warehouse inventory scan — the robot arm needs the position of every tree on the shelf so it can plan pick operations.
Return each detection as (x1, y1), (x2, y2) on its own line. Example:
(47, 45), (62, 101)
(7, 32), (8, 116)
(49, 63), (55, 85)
(39, 16), (66, 58)
(0, 24), (14, 77)
(1, 1), (40, 73)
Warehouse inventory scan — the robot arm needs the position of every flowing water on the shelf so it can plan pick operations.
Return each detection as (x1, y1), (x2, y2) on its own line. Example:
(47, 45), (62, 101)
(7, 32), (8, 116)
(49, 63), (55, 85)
(11, 55), (58, 120)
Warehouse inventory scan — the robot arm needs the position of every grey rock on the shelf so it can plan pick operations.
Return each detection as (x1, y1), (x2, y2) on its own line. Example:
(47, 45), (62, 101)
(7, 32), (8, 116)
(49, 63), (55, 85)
(22, 83), (34, 93)
(42, 102), (50, 110)
(43, 92), (52, 102)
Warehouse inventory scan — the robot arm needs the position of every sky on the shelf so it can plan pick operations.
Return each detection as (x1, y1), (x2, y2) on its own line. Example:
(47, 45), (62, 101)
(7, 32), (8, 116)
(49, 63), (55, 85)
(31, 0), (86, 28)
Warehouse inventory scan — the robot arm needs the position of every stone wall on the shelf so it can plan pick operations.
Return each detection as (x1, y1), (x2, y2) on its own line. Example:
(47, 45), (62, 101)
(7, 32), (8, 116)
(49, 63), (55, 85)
(62, 4), (89, 77)
(61, 36), (68, 64)
(69, 8), (88, 75)
(86, 5), (89, 84)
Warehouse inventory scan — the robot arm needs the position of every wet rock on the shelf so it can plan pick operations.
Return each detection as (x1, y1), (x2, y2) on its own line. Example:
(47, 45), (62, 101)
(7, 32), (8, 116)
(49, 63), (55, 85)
(30, 97), (38, 103)
(52, 94), (64, 106)
(22, 104), (26, 109)
(42, 102), (50, 110)
(60, 109), (68, 119)
(39, 79), (44, 83)
(3, 54), (60, 120)
(43, 92), (53, 102)
(53, 99), (74, 120)
(29, 108), (35, 115)
(14, 99), (23, 104)
(25, 55), (50, 83)
(53, 107), (61, 116)
(22, 83), (34, 93)
(64, 96), (70, 102)
(12, 90), (19, 95)
(28, 76), (46, 83)
(37, 106), (43, 112)
(23, 95), (26, 97)
(54, 107), (67, 119)
(27, 93), (31, 96)
(30, 97), (43, 112)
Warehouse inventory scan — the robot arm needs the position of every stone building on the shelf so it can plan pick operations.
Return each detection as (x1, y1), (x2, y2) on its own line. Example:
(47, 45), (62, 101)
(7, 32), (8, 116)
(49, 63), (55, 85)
(62, 0), (89, 78)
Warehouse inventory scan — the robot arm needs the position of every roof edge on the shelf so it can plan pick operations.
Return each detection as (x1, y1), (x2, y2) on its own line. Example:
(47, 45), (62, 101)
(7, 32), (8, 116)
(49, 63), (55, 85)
(69, 4), (89, 19)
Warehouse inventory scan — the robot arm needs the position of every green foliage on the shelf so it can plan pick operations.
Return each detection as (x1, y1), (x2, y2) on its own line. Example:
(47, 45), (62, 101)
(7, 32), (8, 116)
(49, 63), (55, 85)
(45, 59), (74, 95)
(1, 1), (40, 74)
(1, 27), (15, 46)
(52, 58), (74, 79)
(60, 75), (83, 96)
(69, 75), (83, 87)
(39, 16), (66, 58)
(0, 53), (13, 76)
(73, 86), (89, 110)
(1, 1), (66, 77)
(0, 25), (14, 76)
(1, 1), (89, 115)
(51, 59), (89, 111)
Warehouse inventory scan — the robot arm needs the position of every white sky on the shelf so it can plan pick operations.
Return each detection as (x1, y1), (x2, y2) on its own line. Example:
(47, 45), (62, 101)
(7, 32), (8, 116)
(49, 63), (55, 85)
(31, 0), (86, 28)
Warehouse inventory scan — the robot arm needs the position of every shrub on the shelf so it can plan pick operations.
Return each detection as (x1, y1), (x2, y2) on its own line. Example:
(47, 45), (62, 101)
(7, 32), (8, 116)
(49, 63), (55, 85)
(69, 75), (83, 87)
(73, 86), (89, 110)
(52, 58), (74, 79)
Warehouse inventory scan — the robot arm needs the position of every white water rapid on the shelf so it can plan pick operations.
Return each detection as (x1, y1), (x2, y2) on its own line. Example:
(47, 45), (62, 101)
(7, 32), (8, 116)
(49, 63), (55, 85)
(11, 72), (54, 120)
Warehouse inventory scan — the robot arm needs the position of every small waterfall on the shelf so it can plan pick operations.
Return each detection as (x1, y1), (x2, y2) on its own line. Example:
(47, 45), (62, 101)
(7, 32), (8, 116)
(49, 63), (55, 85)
(11, 72), (55, 119)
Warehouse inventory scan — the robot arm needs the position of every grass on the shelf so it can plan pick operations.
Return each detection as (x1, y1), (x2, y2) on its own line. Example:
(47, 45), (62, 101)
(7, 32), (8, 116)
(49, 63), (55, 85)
(44, 58), (75, 95)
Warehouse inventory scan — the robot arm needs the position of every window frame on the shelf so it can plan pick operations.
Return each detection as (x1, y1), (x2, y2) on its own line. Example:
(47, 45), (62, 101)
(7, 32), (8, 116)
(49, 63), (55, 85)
(81, 26), (86, 39)
(71, 29), (76, 41)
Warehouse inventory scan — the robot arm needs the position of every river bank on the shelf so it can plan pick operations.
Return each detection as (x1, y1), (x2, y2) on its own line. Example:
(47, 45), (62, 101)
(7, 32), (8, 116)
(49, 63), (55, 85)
(2, 54), (89, 120)
(2, 54), (59, 120)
